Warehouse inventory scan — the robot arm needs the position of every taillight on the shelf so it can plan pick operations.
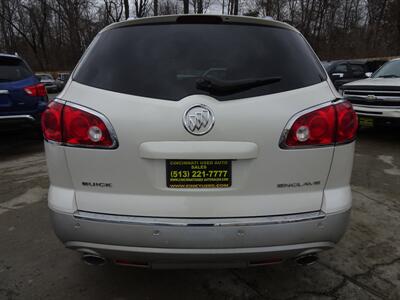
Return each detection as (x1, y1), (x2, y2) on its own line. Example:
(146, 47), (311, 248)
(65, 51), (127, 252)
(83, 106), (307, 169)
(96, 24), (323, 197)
(335, 101), (358, 143)
(41, 101), (63, 142)
(24, 83), (47, 97)
(62, 105), (115, 147)
(41, 100), (118, 149)
(281, 100), (357, 148)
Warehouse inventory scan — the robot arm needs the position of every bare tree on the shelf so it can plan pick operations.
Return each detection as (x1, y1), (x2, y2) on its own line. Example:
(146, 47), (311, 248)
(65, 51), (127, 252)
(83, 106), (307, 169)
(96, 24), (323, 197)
(135, 0), (148, 17)
(233, 0), (238, 15)
(154, 0), (158, 15)
(104, 0), (124, 22)
(0, 0), (399, 72)
(183, 0), (189, 13)
(123, 0), (129, 19)
(197, 0), (203, 13)
(160, 0), (179, 14)
(0, 0), (44, 68)
(228, 0), (238, 15)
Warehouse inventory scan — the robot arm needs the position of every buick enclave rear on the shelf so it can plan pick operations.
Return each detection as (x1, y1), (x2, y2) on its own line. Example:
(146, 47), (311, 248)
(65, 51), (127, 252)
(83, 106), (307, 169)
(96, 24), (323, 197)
(42, 15), (357, 268)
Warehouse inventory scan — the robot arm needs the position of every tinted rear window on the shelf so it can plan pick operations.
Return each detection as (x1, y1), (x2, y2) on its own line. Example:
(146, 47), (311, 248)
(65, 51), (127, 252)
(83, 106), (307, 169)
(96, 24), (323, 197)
(74, 23), (325, 101)
(0, 57), (32, 82)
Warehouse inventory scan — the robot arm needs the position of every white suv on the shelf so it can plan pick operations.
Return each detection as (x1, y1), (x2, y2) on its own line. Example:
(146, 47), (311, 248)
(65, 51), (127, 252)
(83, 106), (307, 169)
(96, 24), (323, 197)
(42, 15), (357, 268)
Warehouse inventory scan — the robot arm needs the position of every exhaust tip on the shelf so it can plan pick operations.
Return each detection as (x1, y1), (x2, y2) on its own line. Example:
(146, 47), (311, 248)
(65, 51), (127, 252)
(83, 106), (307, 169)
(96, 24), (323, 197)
(82, 254), (106, 266)
(295, 254), (318, 266)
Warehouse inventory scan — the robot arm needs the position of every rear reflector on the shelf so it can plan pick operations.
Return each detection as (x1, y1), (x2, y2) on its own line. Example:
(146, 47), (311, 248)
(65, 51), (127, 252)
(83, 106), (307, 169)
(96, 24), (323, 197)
(41, 100), (118, 149)
(24, 83), (47, 97)
(281, 100), (357, 148)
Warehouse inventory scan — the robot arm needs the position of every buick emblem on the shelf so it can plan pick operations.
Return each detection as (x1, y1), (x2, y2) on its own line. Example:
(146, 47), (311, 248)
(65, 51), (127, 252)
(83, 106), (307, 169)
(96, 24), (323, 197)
(183, 104), (215, 135)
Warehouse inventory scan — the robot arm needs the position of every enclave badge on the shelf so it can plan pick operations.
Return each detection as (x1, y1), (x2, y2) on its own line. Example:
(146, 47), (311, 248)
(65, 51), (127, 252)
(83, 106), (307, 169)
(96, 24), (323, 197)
(183, 104), (215, 135)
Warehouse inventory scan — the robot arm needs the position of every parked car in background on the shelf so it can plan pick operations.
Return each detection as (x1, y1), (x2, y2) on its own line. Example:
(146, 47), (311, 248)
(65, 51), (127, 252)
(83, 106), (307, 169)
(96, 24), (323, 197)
(322, 60), (368, 89)
(322, 59), (386, 90)
(36, 73), (58, 93)
(0, 53), (47, 127)
(42, 15), (357, 269)
(363, 59), (388, 77)
(340, 58), (400, 127)
(55, 72), (70, 91)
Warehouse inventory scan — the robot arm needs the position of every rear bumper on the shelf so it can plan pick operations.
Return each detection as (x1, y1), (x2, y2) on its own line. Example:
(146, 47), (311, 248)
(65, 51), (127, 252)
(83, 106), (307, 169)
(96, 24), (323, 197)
(0, 114), (36, 121)
(50, 208), (350, 268)
(0, 114), (41, 127)
(0, 114), (43, 129)
(0, 104), (47, 124)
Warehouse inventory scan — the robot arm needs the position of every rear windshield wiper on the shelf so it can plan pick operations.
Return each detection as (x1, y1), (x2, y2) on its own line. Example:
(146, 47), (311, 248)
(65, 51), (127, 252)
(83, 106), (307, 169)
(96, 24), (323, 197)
(377, 74), (400, 78)
(196, 76), (282, 95)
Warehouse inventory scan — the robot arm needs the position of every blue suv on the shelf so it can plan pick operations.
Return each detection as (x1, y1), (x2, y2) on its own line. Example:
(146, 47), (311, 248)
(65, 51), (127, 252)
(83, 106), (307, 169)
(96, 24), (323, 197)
(0, 54), (48, 126)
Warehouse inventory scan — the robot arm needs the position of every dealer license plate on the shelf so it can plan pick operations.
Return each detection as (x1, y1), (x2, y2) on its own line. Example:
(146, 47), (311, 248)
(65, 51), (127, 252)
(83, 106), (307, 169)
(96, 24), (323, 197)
(166, 160), (232, 188)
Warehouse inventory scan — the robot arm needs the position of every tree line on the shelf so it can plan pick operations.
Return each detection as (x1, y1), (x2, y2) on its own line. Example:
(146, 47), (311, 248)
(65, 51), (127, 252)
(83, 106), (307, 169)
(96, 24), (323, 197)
(0, 0), (399, 71)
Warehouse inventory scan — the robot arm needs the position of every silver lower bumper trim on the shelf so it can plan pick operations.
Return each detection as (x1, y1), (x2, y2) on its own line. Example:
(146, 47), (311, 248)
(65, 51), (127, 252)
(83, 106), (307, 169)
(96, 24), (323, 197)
(52, 209), (349, 263)
(0, 114), (35, 121)
(74, 210), (326, 227)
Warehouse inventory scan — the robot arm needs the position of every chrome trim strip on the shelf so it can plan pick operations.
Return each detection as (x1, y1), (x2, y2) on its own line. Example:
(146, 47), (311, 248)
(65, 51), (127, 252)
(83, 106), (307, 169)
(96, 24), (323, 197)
(353, 104), (400, 109)
(343, 89), (400, 94)
(355, 110), (383, 115)
(73, 210), (326, 227)
(53, 99), (66, 106)
(346, 96), (400, 101)
(344, 95), (400, 102)
(0, 114), (35, 121)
